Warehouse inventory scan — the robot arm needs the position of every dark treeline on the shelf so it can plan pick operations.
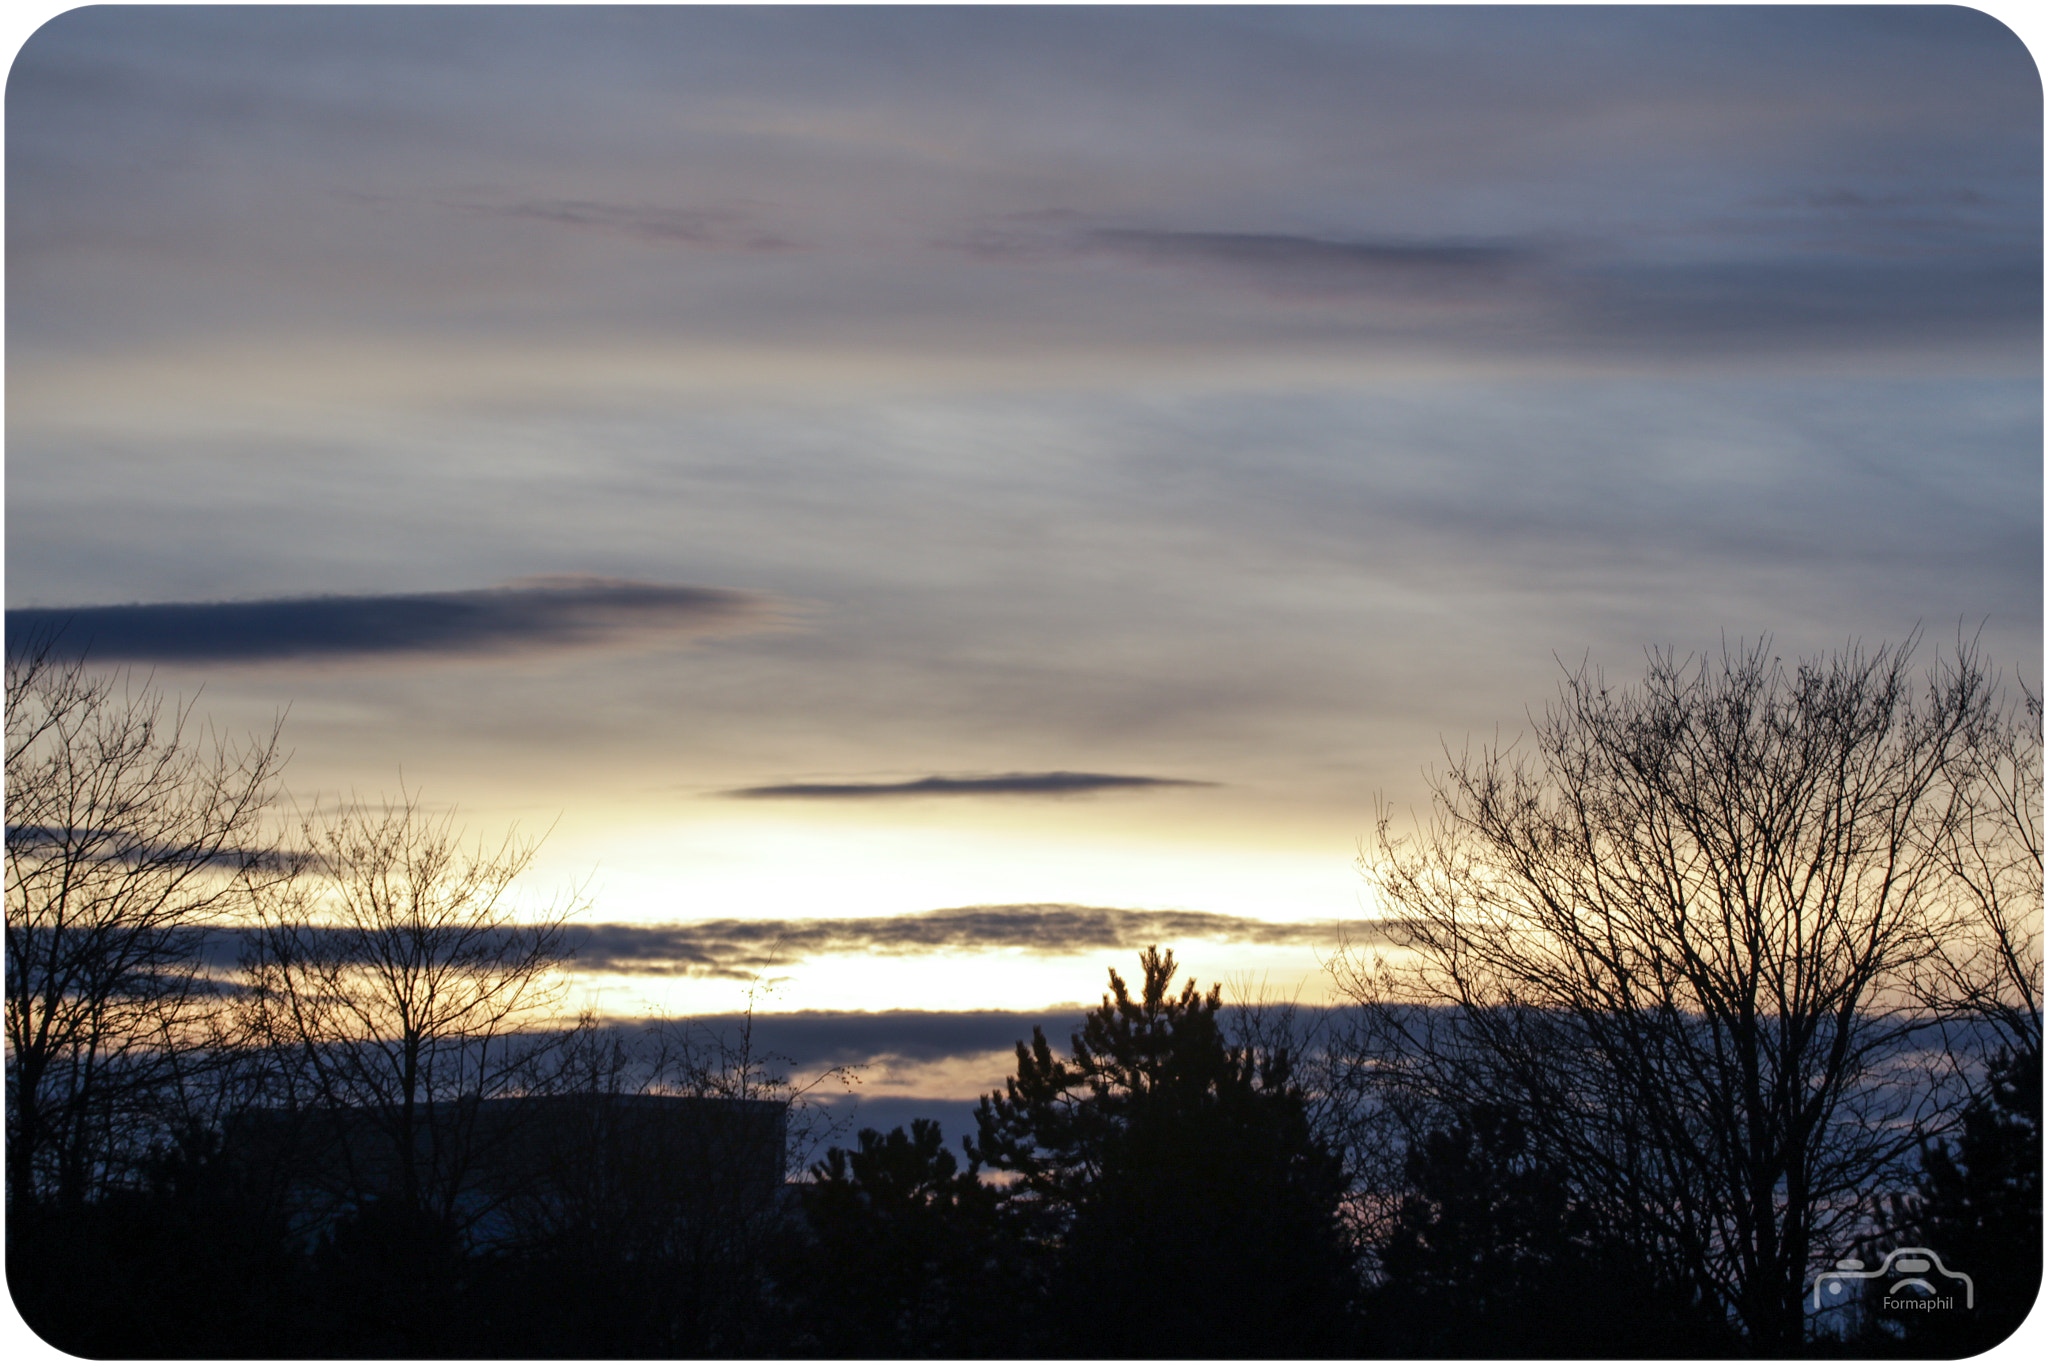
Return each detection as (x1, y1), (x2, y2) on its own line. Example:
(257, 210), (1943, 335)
(8, 635), (2040, 1356)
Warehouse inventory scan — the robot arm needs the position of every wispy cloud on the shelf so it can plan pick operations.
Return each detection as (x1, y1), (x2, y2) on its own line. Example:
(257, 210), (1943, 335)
(1746, 186), (1997, 213)
(566, 1003), (1362, 1106)
(587, 1008), (1090, 1070)
(1590, 256), (2039, 352)
(7, 825), (296, 872)
(722, 771), (1214, 800)
(1079, 228), (1538, 297)
(187, 908), (1384, 984)
(7, 575), (778, 664)
(565, 905), (1390, 978)
(476, 1006), (1364, 1124)
(449, 196), (796, 249)
(954, 220), (1539, 298)
(948, 213), (2038, 354)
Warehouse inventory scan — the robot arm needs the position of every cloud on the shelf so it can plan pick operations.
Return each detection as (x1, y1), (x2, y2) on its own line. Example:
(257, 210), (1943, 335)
(1746, 187), (1997, 212)
(447, 196), (796, 250)
(1563, 255), (2042, 354)
(722, 771), (1214, 800)
(6, 825), (296, 872)
(189, 907), (1394, 982)
(949, 214), (2038, 356)
(1080, 228), (1539, 297)
(564, 905), (1392, 978)
(406, 1005), (1364, 1144)
(955, 220), (1539, 300)
(616, 1008), (1092, 1069)
(565, 1003), (1364, 1102)
(6, 575), (778, 664)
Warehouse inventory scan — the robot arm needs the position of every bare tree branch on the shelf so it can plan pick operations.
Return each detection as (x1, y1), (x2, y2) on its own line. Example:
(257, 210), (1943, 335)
(1334, 635), (2031, 1350)
(6, 631), (286, 1206)
(236, 788), (584, 1230)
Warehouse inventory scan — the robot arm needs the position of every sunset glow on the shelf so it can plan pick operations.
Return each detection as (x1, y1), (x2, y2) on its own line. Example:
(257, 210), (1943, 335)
(7, 4), (2039, 1133)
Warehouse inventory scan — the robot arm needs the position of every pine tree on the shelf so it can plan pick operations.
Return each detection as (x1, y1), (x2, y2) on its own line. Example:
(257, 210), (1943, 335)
(789, 1119), (1022, 1357)
(969, 947), (1358, 1357)
(1863, 1045), (2042, 1355)
(1370, 1103), (1733, 1356)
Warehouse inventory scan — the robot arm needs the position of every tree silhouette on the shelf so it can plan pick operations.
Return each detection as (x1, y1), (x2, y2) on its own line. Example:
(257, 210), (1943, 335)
(303, 1196), (468, 1356)
(1338, 637), (2026, 1351)
(786, 1118), (1021, 1357)
(471, 1003), (846, 1357)
(237, 789), (583, 1229)
(1916, 678), (2042, 1060)
(1369, 1101), (1734, 1356)
(970, 947), (1358, 1357)
(1859, 1043), (2041, 1355)
(6, 1127), (301, 1357)
(6, 637), (286, 1209)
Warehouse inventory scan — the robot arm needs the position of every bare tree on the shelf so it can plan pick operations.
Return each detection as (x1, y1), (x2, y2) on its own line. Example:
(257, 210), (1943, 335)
(1916, 674), (2042, 1055)
(237, 790), (584, 1229)
(5, 637), (285, 1207)
(1335, 636), (2022, 1351)
(641, 980), (858, 1179)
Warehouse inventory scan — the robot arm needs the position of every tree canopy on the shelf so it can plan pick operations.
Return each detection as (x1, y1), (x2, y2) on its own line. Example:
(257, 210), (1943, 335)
(1339, 636), (2036, 1351)
(6, 638), (286, 1208)
(969, 947), (1357, 1356)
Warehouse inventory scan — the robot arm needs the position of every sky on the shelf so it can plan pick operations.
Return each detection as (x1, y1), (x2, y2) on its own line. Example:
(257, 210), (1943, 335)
(5, 6), (2042, 1120)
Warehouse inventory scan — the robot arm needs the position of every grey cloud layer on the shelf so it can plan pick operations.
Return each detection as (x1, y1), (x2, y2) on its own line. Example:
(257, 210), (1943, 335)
(188, 908), (1386, 983)
(7, 8), (2034, 366)
(450, 197), (796, 250)
(952, 220), (2038, 354)
(723, 772), (1213, 800)
(568, 907), (1387, 980)
(7, 577), (772, 663)
(962, 224), (1540, 296)
(2, 6), (2036, 890)
(627, 1009), (1088, 1070)
(601, 1004), (1355, 1074)
(528, 1006), (1362, 1146)
(7, 825), (294, 872)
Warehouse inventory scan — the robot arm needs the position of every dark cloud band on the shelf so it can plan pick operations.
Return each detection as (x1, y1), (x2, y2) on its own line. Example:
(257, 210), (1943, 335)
(1083, 228), (1536, 294)
(189, 907), (1386, 982)
(6, 576), (774, 663)
(8, 825), (297, 872)
(456, 196), (794, 250)
(723, 772), (1212, 799)
(956, 221), (1537, 299)
(565, 905), (1392, 978)
(958, 216), (2039, 352)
